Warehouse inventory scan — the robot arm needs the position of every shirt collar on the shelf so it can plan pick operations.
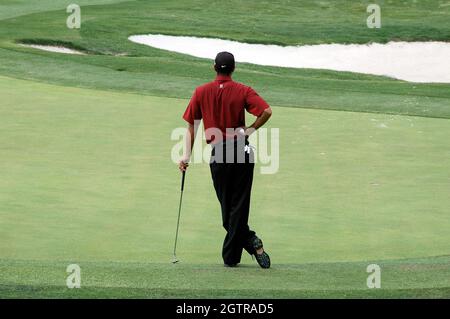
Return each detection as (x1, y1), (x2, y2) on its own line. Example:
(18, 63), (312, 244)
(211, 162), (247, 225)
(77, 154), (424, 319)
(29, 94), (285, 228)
(215, 74), (232, 82)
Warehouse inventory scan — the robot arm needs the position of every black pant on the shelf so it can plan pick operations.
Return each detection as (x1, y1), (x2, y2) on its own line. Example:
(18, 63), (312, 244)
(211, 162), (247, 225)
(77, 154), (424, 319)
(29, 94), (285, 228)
(210, 139), (257, 264)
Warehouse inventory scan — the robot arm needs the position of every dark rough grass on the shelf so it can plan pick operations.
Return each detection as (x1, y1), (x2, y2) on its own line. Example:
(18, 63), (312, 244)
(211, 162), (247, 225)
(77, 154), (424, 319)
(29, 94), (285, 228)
(1, 256), (449, 298)
(1, 285), (450, 299)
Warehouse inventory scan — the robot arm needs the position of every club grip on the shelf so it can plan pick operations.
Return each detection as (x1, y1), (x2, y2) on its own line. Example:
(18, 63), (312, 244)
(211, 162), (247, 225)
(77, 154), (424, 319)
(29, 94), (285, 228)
(181, 170), (186, 191)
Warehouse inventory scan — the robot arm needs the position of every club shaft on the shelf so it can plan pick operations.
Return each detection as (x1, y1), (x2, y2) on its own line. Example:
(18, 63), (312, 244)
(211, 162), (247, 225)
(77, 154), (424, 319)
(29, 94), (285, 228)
(173, 171), (186, 257)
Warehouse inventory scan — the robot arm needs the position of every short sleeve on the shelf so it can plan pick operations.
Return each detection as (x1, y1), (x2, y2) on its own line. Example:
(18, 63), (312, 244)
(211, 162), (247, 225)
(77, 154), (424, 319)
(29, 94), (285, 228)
(245, 87), (270, 117)
(182, 89), (202, 124)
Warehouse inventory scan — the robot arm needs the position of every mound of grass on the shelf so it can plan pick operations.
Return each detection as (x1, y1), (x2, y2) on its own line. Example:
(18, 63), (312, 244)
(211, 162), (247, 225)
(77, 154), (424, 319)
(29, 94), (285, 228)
(0, 0), (449, 118)
(0, 0), (129, 21)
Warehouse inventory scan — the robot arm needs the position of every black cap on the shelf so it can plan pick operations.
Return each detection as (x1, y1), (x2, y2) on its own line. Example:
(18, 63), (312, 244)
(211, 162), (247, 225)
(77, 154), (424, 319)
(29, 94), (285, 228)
(214, 51), (235, 74)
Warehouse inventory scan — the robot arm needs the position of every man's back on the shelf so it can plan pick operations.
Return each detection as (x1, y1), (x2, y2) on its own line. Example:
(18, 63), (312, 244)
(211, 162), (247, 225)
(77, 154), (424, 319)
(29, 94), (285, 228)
(183, 75), (269, 143)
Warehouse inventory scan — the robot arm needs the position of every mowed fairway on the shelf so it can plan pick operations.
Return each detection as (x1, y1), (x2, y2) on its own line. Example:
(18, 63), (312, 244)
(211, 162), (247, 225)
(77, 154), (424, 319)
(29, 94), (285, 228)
(1, 76), (449, 298)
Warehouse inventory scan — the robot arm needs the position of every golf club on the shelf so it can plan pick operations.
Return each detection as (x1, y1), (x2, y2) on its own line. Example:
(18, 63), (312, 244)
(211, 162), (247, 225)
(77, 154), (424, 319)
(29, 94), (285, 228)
(172, 170), (186, 264)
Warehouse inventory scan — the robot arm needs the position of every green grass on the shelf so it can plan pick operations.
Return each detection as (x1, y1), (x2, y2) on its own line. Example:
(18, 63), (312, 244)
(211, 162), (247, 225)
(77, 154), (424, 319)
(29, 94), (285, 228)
(0, 0), (131, 21)
(0, 76), (449, 298)
(0, 0), (450, 118)
(1, 0), (449, 298)
(1, 257), (450, 298)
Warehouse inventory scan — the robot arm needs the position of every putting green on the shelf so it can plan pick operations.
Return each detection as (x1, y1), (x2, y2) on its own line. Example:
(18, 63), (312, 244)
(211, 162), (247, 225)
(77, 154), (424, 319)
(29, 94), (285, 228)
(0, 76), (449, 298)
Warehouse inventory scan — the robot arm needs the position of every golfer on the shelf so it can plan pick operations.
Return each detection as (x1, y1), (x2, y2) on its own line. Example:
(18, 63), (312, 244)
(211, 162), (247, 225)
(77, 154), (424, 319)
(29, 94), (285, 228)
(179, 52), (272, 268)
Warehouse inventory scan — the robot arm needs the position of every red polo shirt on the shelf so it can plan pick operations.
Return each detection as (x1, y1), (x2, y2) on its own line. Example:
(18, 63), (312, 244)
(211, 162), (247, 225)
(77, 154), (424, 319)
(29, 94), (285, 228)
(183, 75), (270, 144)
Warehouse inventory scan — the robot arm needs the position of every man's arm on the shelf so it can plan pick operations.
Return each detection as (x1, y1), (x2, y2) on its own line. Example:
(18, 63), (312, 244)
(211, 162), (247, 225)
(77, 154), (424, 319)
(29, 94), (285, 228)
(179, 123), (196, 172)
(244, 107), (272, 136)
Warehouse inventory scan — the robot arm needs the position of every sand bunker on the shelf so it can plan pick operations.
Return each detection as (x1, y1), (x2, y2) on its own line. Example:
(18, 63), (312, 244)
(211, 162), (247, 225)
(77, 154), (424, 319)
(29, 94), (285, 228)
(129, 34), (450, 83)
(20, 44), (85, 55)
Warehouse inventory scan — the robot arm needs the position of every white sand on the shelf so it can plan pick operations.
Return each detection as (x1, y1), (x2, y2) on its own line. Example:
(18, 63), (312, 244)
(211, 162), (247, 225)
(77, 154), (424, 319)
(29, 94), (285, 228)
(20, 44), (85, 55)
(129, 34), (450, 83)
